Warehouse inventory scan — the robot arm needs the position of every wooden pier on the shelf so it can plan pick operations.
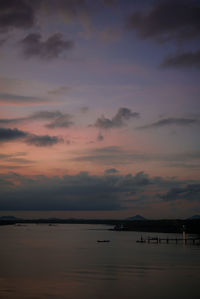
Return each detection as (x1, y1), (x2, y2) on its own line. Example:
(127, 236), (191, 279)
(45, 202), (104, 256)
(136, 236), (200, 245)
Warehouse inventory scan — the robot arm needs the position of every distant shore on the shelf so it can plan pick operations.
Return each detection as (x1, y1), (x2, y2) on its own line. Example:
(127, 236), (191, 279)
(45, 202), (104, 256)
(0, 218), (200, 234)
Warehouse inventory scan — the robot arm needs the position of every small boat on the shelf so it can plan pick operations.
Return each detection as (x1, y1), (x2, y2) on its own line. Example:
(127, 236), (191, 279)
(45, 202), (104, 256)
(97, 240), (110, 243)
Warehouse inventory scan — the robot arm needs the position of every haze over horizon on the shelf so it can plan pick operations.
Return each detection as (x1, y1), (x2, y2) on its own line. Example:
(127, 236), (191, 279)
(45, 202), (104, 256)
(0, 0), (200, 219)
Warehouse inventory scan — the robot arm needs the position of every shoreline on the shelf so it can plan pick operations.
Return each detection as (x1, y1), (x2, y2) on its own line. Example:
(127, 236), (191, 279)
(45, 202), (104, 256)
(0, 218), (200, 234)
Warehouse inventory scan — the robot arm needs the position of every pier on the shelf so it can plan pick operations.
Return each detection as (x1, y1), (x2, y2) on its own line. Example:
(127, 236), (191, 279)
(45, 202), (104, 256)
(136, 236), (200, 245)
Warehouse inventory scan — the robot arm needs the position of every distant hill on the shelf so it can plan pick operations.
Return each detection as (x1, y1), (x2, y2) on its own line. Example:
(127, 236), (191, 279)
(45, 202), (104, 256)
(188, 215), (200, 220)
(126, 215), (146, 221)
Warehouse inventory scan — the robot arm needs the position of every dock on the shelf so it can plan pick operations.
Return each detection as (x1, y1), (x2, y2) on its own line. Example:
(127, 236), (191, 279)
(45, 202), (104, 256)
(136, 236), (200, 245)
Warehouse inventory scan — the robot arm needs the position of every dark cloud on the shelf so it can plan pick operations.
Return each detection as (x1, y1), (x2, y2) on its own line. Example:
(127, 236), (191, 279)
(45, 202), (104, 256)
(0, 0), (93, 32)
(0, 92), (47, 105)
(25, 135), (62, 147)
(30, 111), (74, 129)
(20, 33), (74, 60)
(0, 110), (74, 128)
(31, 110), (62, 119)
(94, 108), (139, 129)
(0, 172), (124, 210)
(105, 168), (119, 174)
(0, 165), (29, 170)
(97, 132), (104, 141)
(0, 0), (36, 32)
(0, 171), (150, 210)
(127, 0), (200, 43)
(0, 127), (27, 142)
(45, 114), (73, 128)
(138, 117), (199, 130)
(75, 146), (200, 166)
(94, 146), (122, 154)
(160, 184), (200, 201)
(0, 127), (62, 146)
(0, 0), (100, 45)
(0, 171), (198, 210)
(161, 49), (200, 69)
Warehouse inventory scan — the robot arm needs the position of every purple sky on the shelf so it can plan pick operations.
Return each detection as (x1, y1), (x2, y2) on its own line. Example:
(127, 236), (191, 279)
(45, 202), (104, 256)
(0, 0), (200, 219)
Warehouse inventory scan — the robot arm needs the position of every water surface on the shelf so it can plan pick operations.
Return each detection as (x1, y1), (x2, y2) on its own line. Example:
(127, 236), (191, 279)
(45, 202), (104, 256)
(0, 224), (199, 299)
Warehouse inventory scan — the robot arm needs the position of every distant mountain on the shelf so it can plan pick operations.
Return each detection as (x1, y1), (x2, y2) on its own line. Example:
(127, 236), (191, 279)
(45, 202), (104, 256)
(188, 215), (200, 220)
(126, 215), (146, 221)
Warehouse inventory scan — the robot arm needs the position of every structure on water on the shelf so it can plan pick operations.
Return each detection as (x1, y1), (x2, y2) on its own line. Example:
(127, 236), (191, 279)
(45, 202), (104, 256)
(136, 226), (200, 245)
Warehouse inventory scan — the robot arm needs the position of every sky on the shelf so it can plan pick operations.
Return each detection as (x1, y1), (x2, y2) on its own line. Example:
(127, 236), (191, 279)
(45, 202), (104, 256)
(0, 0), (200, 219)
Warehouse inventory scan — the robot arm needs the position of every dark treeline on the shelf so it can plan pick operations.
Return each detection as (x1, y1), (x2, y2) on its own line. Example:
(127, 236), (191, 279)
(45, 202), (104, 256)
(0, 218), (200, 234)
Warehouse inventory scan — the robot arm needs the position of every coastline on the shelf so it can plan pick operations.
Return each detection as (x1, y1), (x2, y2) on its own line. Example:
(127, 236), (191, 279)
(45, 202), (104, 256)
(1, 218), (200, 234)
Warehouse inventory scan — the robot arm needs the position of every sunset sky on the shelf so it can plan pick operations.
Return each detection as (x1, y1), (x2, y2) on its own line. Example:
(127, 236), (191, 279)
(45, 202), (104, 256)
(0, 0), (200, 219)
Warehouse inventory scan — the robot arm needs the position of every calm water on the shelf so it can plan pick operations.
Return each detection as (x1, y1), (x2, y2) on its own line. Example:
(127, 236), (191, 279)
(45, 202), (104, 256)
(0, 224), (199, 299)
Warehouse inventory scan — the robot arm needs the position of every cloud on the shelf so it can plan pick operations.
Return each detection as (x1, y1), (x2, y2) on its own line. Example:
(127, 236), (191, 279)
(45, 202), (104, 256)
(127, 0), (200, 43)
(0, 152), (27, 160)
(0, 92), (47, 105)
(20, 33), (74, 60)
(138, 117), (199, 130)
(160, 184), (200, 202)
(0, 152), (33, 168)
(105, 168), (119, 174)
(93, 108), (139, 129)
(94, 146), (122, 154)
(75, 146), (200, 166)
(97, 132), (104, 141)
(45, 115), (73, 129)
(0, 171), (199, 211)
(25, 135), (62, 147)
(0, 0), (97, 40)
(0, 127), (62, 146)
(30, 111), (74, 128)
(161, 49), (200, 69)
(0, 127), (27, 142)
(0, 110), (74, 128)
(0, 165), (29, 170)
(0, 0), (36, 32)
(0, 172), (124, 210)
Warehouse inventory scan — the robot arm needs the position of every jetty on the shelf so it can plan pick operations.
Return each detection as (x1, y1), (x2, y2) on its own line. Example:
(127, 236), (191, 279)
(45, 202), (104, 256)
(136, 236), (200, 245)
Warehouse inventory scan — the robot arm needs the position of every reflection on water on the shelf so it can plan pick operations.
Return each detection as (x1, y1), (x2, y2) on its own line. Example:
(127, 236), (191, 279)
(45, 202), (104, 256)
(0, 224), (199, 299)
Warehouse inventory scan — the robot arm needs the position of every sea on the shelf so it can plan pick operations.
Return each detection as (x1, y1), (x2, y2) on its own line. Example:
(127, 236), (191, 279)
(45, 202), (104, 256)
(0, 224), (199, 299)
